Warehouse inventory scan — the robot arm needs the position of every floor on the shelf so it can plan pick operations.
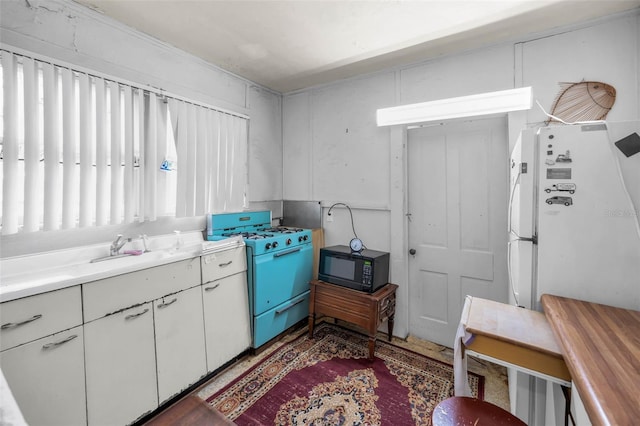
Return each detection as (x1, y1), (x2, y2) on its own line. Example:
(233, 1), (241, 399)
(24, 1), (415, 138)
(144, 320), (510, 425)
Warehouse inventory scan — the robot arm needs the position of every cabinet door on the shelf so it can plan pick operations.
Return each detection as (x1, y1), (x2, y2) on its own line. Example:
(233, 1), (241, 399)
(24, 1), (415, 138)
(84, 303), (157, 426)
(154, 286), (207, 403)
(0, 326), (86, 426)
(202, 272), (251, 372)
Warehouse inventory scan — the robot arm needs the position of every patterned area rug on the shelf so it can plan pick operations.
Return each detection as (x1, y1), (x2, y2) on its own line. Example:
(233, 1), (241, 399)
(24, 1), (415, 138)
(201, 323), (484, 425)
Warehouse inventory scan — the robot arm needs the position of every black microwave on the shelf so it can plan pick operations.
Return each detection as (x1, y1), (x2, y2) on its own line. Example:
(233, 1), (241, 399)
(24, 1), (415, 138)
(318, 245), (390, 293)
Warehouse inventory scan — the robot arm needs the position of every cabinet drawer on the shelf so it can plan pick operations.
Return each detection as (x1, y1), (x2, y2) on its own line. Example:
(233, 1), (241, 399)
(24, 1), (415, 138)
(201, 246), (246, 283)
(0, 286), (82, 351)
(83, 257), (201, 322)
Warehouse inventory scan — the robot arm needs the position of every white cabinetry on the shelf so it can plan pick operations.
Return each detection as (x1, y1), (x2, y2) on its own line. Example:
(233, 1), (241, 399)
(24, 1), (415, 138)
(0, 326), (86, 426)
(84, 303), (157, 426)
(83, 258), (201, 425)
(154, 285), (207, 403)
(0, 286), (82, 351)
(0, 286), (85, 426)
(203, 272), (251, 370)
(83, 258), (201, 322)
(201, 246), (251, 371)
(1, 245), (250, 425)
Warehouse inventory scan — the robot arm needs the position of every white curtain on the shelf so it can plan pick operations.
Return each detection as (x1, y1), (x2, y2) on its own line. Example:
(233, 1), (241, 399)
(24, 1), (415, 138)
(0, 49), (248, 235)
(168, 99), (247, 217)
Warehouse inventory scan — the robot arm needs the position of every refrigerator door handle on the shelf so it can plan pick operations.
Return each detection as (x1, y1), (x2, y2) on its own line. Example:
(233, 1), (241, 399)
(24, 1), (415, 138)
(519, 234), (537, 244)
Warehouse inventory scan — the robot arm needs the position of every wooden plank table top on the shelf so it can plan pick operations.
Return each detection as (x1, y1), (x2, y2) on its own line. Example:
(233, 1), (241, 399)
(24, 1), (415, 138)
(464, 296), (563, 356)
(541, 294), (640, 426)
(463, 296), (570, 383)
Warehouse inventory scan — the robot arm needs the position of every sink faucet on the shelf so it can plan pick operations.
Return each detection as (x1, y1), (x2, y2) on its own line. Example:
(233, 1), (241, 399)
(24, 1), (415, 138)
(110, 234), (129, 256)
(139, 234), (150, 252)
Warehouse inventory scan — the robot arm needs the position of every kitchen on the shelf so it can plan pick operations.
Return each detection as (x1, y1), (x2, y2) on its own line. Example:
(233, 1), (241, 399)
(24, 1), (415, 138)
(1, 1), (640, 425)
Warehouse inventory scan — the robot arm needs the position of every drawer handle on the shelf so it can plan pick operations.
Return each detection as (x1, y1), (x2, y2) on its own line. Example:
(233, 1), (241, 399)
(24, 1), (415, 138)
(219, 260), (233, 267)
(204, 283), (221, 292)
(157, 298), (178, 309)
(42, 334), (78, 350)
(125, 308), (149, 320)
(1, 314), (43, 330)
(276, 298), (304, 314)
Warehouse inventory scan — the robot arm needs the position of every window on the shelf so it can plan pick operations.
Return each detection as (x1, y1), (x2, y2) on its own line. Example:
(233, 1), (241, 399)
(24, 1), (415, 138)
(0, 49), (248, 235)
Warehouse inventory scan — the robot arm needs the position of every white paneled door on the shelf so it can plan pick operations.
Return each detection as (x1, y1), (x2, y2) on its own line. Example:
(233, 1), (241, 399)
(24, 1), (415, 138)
(407, 117), (509, 347)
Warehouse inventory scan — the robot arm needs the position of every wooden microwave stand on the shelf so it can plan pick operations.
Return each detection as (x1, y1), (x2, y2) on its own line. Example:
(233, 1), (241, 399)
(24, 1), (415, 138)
(308, 279), (398, 360)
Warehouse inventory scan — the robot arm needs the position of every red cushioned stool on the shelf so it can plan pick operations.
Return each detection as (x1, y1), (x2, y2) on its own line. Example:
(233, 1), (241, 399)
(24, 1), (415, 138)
(432, 397), (526, 426)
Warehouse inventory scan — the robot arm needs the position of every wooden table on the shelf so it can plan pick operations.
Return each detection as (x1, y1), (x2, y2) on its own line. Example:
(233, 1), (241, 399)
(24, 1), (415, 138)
(541, 294), (640, 426)
(462, 296), (571, 385)
(308, 280), (397, 360)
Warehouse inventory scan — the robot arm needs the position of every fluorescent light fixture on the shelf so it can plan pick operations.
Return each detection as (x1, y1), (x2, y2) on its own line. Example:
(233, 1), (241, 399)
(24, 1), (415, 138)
(376, 87), (533, 126)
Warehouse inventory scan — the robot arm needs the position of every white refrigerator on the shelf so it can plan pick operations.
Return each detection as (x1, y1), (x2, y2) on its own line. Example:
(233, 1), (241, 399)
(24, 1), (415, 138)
(507, 121), (640, 425)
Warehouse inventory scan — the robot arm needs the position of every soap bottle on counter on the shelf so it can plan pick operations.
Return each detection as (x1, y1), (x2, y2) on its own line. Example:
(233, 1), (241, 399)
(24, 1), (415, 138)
(171, 230), (183, 254)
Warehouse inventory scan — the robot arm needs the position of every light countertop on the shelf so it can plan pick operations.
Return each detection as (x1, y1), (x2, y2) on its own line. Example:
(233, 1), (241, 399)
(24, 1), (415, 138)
(0, 234), (243, 303)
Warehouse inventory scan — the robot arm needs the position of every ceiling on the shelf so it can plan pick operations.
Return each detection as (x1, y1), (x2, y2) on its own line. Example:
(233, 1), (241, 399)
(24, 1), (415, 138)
(74, 0), (640, 93)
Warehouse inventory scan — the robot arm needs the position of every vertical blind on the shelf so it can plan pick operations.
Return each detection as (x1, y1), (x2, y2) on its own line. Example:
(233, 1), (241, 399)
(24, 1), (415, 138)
(0, 49), (248, 235)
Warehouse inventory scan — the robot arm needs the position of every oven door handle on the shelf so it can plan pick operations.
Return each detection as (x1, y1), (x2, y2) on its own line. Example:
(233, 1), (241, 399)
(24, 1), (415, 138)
(275, 298), (305, 315)
(273, 247), (302, 258)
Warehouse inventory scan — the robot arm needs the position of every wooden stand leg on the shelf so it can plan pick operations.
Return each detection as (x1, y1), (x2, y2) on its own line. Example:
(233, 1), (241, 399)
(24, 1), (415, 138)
(388, 315), (395, 342)
(561, 385), (575, 426)
(368, 336), (376, 360)
(308, 314), (315, 339)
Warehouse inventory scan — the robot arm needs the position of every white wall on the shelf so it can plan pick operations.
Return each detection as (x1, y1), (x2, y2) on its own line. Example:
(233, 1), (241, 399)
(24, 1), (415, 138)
(283, 10), (640, 337)
(2, 0), (638, 315)
(519, 13), (639, 125)
(0, 0), (283, 256)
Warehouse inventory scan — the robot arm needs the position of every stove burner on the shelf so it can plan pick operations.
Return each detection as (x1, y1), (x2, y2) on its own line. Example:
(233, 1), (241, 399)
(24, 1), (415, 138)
(247, 233), (274, 240)
(279, 227), (304, 233)
(258, 227), (281, 233)
(258, 226), (305, 234)
(223, 231), (258, 238)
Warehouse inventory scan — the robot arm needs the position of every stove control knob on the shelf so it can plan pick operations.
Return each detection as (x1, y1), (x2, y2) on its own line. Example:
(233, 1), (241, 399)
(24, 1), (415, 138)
(303, 235), (309, 241)
(272, 241), (279, 248)
(286, 238), (292, 245)
(265, 243), (272, 250)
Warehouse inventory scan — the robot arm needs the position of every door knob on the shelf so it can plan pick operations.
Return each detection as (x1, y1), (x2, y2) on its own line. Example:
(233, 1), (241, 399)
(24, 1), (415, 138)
(409, 248), (416, 255)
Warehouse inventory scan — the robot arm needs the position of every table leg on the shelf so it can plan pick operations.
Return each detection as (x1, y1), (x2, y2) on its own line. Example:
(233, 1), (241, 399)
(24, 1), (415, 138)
(308, 314), (315, 339)
(561, 385), (575, 426)
(368, 336), (376, 360)
(388, 315), (395, 342)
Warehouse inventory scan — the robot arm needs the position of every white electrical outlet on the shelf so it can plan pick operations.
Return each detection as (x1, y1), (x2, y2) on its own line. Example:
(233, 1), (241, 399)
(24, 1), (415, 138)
(326, 214), (333, 222)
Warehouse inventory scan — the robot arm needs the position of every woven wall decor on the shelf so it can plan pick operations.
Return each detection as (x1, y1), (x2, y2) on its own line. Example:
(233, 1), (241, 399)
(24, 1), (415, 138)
(546, 81), (616, 124)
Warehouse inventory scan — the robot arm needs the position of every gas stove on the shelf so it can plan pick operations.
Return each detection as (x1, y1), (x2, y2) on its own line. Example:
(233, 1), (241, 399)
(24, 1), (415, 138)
(210, 213), (311, 256)
(207, 211), (313, 348)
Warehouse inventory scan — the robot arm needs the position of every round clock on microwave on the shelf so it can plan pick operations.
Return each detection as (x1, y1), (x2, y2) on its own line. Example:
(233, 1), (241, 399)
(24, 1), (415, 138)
(350, 238), (363, 252)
